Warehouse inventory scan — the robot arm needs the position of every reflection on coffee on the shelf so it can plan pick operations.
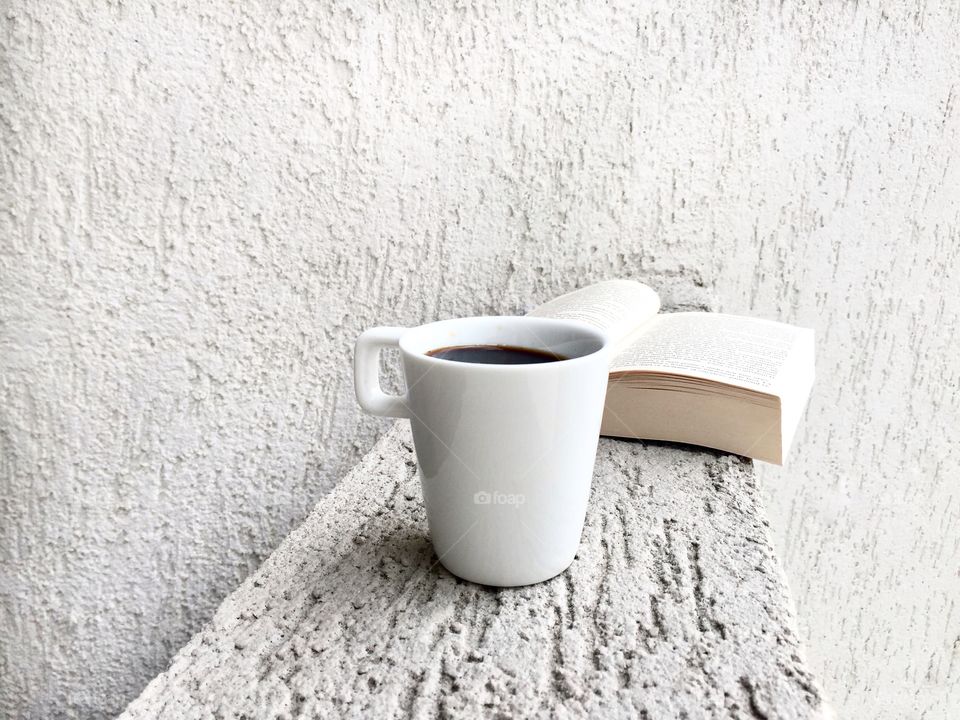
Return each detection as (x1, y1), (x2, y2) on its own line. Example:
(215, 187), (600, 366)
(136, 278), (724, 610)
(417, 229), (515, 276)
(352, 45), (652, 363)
(426, 344), (566, 365)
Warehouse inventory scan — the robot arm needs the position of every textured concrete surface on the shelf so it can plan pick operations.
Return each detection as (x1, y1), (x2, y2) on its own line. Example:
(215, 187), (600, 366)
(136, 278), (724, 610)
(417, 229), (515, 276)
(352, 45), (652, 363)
(2, 1), (958, 718)
(120, 425), (829, 720)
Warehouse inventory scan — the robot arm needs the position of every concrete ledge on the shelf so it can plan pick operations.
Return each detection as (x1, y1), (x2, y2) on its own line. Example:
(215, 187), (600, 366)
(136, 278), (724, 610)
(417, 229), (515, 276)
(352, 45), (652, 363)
(120, 424), (829, 719)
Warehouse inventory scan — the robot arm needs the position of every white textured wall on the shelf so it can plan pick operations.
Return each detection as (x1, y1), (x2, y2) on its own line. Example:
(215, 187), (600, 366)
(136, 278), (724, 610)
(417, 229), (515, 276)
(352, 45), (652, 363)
(1, 2), (957, 718)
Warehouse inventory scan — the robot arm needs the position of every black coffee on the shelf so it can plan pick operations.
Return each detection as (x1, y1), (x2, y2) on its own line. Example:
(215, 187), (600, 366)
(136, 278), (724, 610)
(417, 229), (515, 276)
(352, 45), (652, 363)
(426, 344), (566, 365)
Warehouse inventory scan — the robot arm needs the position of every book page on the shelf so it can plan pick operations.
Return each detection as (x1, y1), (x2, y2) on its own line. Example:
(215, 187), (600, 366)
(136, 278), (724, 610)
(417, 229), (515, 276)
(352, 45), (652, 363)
(528, 280), (660, 346)
(612, 312), (808, 392)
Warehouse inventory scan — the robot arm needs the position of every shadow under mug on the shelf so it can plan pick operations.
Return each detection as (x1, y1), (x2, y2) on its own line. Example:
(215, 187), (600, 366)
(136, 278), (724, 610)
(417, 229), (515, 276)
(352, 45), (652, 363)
(355, 316), (610, 586)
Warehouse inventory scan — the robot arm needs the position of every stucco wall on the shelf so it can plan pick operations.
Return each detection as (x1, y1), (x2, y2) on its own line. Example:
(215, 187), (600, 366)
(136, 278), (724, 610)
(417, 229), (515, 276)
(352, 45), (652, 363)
(1, 2), (957, 718)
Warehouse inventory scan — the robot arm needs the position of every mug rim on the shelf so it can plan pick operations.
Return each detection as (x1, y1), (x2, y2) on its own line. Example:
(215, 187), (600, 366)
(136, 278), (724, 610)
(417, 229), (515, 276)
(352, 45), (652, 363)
(398, 315), (610, 372)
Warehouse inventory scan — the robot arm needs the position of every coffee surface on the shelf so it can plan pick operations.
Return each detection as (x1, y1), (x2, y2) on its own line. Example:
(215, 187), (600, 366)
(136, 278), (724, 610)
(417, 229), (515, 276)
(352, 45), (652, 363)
(426, 344), (565, 365)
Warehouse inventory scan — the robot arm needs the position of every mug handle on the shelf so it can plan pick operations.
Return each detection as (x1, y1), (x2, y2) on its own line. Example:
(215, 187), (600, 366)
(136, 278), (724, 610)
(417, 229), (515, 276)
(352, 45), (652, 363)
(354, 327), (411, 418)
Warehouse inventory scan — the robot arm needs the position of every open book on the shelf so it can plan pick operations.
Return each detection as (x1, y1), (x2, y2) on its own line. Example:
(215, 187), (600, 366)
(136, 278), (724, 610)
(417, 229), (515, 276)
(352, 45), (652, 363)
(529, 280), (815, 464)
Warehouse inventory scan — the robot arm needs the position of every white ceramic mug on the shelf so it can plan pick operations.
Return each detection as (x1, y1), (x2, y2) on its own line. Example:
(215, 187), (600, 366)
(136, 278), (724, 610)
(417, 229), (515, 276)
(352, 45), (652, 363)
(354, 316), (610, 586)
